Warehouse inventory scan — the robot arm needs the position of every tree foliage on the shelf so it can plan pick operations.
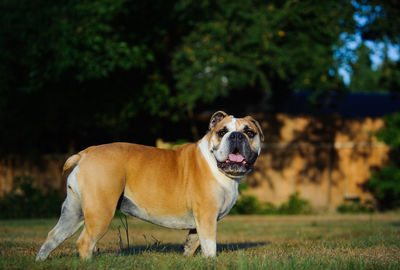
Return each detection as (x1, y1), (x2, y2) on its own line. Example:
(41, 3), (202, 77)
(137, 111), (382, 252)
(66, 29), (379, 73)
(378, 56), (400, 93)
(347, 44), (400, 93)
(347, 1), (400, 92)
(0, 0), (398, 154)
(356, 0), (400, 42)
(172, 0), (354, 110)
(348, 44), (384, 92)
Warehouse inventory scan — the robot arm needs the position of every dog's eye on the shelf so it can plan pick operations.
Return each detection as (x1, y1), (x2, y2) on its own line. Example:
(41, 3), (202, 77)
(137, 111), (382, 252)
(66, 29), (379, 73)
(217, 129), (227, 137)
(246, 130), (256, 138)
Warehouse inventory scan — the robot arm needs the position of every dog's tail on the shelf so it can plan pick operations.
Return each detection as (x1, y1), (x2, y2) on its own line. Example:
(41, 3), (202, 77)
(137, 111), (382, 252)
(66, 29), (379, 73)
(62, 154), (82, 181)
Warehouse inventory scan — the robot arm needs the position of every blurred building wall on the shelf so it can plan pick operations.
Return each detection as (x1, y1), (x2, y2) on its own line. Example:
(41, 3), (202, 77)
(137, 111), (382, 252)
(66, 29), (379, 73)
(0, 113), (389, 211)
(0, 155), (67, 197)
(246, 114), (388, 211)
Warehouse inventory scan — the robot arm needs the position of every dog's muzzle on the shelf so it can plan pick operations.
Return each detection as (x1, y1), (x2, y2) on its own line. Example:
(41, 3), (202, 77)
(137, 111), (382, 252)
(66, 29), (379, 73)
(216, 132), (259, 177)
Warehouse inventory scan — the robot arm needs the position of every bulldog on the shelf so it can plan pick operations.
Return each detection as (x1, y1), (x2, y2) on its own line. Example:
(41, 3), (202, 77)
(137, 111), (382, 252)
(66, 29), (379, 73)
(36, 111), (263, 260)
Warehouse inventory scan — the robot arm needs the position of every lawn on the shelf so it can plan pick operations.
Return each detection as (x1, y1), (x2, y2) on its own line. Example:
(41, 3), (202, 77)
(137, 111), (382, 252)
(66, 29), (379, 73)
(0, 214), (399, 269)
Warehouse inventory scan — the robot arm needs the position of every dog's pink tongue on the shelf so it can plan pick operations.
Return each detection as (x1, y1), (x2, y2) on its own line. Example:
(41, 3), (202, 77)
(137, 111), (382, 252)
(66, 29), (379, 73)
(228, 154), (244, 162)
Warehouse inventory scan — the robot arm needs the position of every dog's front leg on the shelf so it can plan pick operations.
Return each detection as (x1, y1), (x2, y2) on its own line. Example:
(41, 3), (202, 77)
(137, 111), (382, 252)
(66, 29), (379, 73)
(194, 211), (217, 258)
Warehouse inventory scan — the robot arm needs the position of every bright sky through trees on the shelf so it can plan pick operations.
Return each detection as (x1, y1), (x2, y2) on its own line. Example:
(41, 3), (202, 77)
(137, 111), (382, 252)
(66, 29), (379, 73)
(338, 10), (400, 84)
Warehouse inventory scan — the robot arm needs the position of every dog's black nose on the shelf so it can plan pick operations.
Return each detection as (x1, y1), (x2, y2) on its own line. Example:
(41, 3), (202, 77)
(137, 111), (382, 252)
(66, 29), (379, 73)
(229, 132), (244, 142)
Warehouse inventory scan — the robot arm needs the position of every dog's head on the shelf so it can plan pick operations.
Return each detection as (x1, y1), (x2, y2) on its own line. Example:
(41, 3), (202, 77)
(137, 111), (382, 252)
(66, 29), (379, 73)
(207, 111), (264, 178)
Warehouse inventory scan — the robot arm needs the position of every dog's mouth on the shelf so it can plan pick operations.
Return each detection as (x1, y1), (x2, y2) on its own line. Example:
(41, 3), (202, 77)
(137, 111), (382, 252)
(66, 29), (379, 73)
(216, 153), (254, 177)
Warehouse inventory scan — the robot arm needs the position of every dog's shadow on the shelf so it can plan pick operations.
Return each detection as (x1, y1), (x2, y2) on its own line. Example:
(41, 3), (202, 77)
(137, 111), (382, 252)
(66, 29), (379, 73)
(100, 241), (270, 256)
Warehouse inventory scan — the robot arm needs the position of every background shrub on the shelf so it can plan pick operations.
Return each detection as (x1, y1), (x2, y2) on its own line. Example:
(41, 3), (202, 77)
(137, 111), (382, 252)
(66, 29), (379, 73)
(277, 192), (312, 215)
(369, 165), (400, 210)
(368, 112), (400, 210)
(0, 176), (63, 219)
(337, 201), (374, 213)
(230, 184), (312, 215)
(229, 194), (267, 215)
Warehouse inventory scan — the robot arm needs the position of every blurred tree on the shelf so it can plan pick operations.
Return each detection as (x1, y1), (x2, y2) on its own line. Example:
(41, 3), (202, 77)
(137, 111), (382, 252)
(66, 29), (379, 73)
(347, 44), (400, 94)
(0, 0), (398, 155)
(0, 0), (178, 153)
(0, 0), (151, 92)
(378, 55), (400, 94)
(172, 0), (354, 113)
(356, 0), (400, 43)
(350, 0), (400, 94)
(348, 44), (384, 92)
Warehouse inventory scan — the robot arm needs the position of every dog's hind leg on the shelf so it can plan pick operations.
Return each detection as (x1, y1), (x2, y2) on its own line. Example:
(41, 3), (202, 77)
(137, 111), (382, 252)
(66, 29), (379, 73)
(36, 191), (84, 261)
(76, 203), (116, 259)
(183, 229), (200, 256)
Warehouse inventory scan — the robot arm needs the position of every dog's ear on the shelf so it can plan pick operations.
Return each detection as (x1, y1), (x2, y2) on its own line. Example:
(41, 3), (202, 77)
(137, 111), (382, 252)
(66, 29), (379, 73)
(245, 116), (264, 142)
(209, 111), (228, 130)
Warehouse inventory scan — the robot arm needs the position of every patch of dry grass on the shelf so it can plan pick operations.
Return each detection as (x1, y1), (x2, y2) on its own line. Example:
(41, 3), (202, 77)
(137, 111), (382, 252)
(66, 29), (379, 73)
(0, 214), (399, 269)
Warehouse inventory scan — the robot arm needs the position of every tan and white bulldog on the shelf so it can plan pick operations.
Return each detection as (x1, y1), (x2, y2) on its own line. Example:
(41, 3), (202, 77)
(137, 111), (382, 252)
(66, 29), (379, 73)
(36, 111), (264, 260)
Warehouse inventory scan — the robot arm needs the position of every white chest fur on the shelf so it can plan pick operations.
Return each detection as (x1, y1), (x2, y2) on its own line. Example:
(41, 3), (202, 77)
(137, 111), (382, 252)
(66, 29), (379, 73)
(198, 137), (240, 220)
(216, 178), (239, 220)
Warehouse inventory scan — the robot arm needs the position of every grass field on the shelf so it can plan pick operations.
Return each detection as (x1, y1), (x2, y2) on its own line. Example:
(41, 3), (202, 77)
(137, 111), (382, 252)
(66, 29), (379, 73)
(0, 214), (399, 269)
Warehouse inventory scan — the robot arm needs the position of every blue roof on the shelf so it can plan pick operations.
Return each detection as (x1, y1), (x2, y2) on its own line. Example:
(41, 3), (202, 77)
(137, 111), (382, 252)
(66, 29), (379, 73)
(280, 91), (400, 117)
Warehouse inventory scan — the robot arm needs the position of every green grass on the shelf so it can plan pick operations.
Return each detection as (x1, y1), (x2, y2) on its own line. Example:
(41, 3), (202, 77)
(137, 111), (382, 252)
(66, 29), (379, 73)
(1, 214), (399, 269)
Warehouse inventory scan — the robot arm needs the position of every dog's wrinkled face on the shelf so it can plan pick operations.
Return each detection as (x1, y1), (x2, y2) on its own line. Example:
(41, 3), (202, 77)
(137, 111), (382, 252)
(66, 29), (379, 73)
(208, 111), (264, 178)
